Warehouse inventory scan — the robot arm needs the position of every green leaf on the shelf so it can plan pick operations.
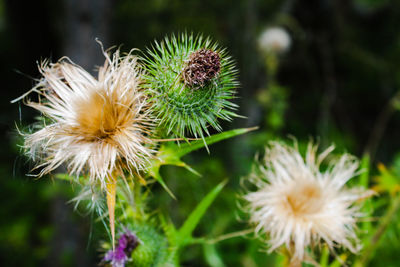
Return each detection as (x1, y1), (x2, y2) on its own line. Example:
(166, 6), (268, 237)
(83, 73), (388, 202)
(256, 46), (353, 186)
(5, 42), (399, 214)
(149, 166), (177, 199)
(319, 245), (329, 267)
(55, 173), (74, 182)
(375, 163), (400, 195)
(329, 254), (347, 267)
(355, 193), (400, 267)
(147, 127), (257, 197)
(174, 127), (258, 158)
(359, 154), (373, 234)
(177, 180), (227, 246)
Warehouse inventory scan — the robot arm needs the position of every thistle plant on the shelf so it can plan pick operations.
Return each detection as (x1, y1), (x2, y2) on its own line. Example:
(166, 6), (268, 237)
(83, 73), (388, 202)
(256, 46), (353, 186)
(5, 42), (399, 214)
(14, 31), (377, 267)
(14, 49), (156, 246)
(103, 230), (139, 267)
(14, 34), (253, 266)
(144, 33), (239, 139)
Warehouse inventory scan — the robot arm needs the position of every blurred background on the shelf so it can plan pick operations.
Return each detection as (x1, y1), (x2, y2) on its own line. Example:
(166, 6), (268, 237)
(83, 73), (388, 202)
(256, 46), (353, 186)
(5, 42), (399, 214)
(2, 0), (400, 266)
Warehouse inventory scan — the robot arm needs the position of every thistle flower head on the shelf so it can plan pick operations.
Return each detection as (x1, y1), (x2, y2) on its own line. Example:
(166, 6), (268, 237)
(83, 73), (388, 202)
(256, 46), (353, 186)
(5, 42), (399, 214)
(103, 230), (139, 267)
(22, 49), (154, 188)
(258, 27), (291, 54)
(144, 33), (238, 138)
(182, 48), (221, 88)
(244, 141), (372, 261)
(102, 223), (174, 267)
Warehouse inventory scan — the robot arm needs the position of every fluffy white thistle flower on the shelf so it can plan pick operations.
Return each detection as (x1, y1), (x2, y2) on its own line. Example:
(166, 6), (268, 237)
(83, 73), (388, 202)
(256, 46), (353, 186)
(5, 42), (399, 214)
(258, 27), (291, 54)
(19, 49), (154, 188)
(244, 141), (372, 262)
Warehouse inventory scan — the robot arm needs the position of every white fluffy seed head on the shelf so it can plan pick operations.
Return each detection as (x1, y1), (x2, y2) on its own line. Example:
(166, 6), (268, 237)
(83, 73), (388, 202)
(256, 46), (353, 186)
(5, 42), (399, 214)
(244, 141), (372, 261)
(22, 49), (155, 188)
(258, 27), (291, 54)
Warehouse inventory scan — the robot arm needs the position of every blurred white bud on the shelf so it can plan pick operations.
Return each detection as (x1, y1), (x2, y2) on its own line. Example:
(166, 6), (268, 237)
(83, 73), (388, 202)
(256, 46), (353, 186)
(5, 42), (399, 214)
(258, 27), (291, 54)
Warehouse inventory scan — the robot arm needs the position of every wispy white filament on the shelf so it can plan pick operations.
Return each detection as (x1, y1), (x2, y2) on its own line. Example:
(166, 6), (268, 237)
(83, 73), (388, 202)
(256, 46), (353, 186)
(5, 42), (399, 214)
(244, 141), (371, 261)
(22, 49), (154, 188)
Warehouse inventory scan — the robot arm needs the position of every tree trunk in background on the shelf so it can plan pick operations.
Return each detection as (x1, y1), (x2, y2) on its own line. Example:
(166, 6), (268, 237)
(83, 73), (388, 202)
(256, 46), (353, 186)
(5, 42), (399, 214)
(63, 0), (112, 71)
(46, 1), (112, 266)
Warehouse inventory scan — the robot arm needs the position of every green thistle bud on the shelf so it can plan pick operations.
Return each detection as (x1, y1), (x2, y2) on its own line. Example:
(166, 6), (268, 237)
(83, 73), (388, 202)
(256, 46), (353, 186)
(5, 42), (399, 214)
(127, 223), (172, 267)
(144, 33), (239, 138)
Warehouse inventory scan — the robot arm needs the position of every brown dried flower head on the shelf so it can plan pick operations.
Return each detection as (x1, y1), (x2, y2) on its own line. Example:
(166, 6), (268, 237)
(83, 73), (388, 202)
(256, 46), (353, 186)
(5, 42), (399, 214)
(182, 48), (221, 88)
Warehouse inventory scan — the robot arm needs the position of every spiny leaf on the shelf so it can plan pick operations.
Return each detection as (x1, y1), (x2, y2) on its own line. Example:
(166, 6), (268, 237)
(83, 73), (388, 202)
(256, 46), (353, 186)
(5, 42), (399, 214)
(173, 127), (258, 158)
(149, 167), (176, 199)
(147, 127), (256, 197)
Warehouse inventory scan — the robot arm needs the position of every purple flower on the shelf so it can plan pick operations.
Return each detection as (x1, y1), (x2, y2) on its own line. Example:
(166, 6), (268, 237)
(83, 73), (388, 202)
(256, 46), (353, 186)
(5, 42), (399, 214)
(118, 231), (139, 255)
(103, 231), (139, 267)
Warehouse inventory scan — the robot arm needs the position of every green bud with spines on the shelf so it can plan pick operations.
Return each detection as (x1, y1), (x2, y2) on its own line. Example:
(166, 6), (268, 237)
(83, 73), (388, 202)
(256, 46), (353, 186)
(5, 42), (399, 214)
(143, 33), (239, 139)
(127, 223), (173, 267)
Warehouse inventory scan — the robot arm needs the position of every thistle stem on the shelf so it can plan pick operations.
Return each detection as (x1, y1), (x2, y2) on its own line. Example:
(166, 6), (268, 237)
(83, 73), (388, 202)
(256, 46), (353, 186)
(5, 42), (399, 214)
(206, 228), (253, 244)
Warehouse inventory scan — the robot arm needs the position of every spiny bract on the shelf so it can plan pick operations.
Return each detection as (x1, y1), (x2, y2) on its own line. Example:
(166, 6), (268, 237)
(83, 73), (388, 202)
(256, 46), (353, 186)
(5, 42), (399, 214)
(143, 33), (239, 139)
